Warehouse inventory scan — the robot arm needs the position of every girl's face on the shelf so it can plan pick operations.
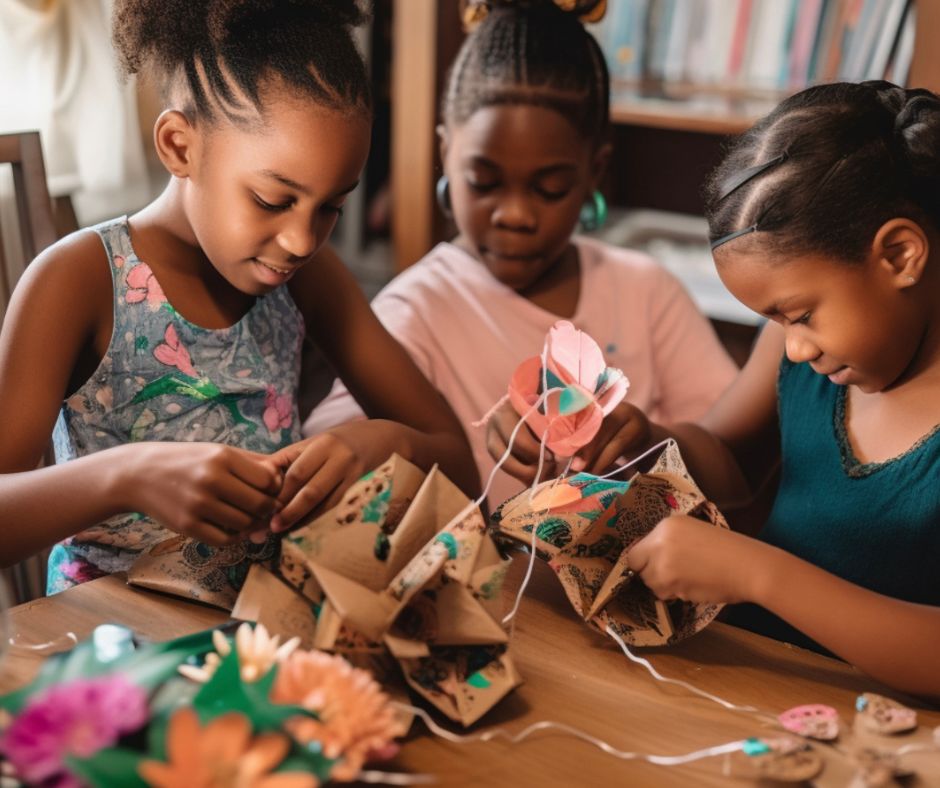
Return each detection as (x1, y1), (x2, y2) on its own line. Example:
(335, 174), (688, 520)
(184, 94), (371, 296)
(442, 104), (601, 292)
(717, 247), (925, 393)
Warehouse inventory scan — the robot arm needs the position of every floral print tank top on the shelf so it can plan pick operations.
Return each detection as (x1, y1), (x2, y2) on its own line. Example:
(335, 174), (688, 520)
(47, 217), (304, 594)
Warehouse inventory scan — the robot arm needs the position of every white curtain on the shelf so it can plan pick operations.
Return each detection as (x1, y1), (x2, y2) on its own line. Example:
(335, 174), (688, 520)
(0, 0), (151, 300)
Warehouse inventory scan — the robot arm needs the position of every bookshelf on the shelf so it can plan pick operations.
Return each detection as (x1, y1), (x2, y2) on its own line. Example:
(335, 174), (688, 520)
(389, 0), (940, 274)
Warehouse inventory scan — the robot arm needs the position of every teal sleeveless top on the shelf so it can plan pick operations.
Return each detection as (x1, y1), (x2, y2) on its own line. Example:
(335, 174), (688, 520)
(727, 358), (940, 652)
(47, 217), (304, 594)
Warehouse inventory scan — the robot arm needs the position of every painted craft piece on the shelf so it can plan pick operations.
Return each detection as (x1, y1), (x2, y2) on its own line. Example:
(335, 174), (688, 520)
(233, 454), (520, 726)
(778, 704), (841, 741)
(734, 735), (823, 782)
(492, 440), (728, 647)
(507, 320), (628, 456)
(854, 693), (918, 735)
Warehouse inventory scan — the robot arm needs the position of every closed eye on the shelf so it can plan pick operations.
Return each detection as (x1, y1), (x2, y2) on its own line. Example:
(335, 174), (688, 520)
(253, 193), (293, 213)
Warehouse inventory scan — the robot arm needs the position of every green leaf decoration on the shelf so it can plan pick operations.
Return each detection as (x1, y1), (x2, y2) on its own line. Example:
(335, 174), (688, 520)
(131, 374), (212, 404)
(0, 626), (216, 715)
(192, 650), (316, 733)
(535, 518), (573, 548)
(65, 747), (148, 788)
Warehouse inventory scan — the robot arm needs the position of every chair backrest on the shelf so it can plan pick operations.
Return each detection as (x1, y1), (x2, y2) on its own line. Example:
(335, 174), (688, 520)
(0, 131), (58, 309)
(0, 132), (59, 604)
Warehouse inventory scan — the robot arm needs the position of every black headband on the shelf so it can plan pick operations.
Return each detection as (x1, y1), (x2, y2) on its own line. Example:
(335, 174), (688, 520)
(709, 152), (789, 250)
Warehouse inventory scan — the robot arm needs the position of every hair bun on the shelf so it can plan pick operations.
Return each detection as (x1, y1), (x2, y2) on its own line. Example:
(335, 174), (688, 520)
(207, 0), (368, 42)
(460, 0), (605, 32)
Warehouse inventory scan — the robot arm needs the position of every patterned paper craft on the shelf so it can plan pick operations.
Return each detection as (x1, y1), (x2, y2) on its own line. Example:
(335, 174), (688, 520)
(732, 736), (823, 782)
(778, 704), (841, 741)
(233, 454), (521, 726)
(854, 693), (918, 735)
(507, 320), (628, 456)
(492, 440), (728, 647)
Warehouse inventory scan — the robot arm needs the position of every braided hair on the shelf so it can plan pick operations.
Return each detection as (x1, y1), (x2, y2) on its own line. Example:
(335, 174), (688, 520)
(112, 0), (372, 126)
(442, 0), (609, 148)
(704, 81), (940, 262)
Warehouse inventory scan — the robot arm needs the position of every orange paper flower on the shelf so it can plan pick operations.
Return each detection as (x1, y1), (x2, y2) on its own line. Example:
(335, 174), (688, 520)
(138, 709), (316, 788)
(271, 651), (407, 781)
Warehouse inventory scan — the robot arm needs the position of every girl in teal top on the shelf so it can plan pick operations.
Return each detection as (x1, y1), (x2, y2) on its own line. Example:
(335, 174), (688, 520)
(0, 0), (475, 590)
(597, 82), (940, 698)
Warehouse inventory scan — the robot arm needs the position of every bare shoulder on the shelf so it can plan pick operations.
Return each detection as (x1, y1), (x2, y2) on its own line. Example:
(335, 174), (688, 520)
(14, 228), (111, 308)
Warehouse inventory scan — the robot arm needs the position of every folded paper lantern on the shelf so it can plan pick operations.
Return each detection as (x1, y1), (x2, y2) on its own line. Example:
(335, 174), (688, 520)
(232, 454), (521, 726)
(492, 440), (728, 646)
(507, 320), (628, 457)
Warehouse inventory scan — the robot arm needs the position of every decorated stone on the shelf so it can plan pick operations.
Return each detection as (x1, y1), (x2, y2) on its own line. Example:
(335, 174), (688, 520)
(854, 693), (917, 735)
(778, 703), (840, 740)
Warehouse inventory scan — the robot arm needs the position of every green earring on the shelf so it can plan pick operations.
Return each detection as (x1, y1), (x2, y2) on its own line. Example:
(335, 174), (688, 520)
(579, 190), (607, 232)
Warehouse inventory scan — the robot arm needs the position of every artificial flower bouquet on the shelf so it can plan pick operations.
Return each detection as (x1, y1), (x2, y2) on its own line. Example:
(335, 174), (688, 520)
(0, 622), (406, 787)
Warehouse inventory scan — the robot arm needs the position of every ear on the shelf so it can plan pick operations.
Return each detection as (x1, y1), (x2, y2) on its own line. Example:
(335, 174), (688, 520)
(153, 109), (201, 178)
(589, 142), (613, 189)
(870, 218), (928, 289)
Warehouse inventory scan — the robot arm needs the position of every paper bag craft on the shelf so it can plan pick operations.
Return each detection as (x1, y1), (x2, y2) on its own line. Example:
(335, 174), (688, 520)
(492, 440), (727, 646)
(127, 531), (277, 610)
(233, 453), (521, 726)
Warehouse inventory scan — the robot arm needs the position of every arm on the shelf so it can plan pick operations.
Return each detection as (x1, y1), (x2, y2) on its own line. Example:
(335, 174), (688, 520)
(0, 233), (281, 566)
(276, 247), (478, 527)
(627, 515), (940, 699)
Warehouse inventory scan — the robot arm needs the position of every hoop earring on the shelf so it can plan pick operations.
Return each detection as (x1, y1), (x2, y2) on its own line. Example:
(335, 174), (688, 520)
(436, 175), (452, 217)
(579, 190), (607, 232)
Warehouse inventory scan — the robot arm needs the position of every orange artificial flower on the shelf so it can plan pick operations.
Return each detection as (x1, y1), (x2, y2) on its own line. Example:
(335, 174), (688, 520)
(270, 651), (407, 781)
(138, 709), (316, 788)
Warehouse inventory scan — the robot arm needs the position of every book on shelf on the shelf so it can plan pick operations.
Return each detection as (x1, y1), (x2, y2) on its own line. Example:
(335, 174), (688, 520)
(587, 0), (916, 97)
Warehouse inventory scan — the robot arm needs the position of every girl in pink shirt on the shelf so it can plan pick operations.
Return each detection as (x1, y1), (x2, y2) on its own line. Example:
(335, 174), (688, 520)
(308, 0), (737, 508)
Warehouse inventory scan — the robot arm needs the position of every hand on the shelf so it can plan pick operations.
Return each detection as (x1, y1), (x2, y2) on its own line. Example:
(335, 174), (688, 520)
(267, 421), (393, 532)
(128, 442), (282, 547)
(626, 514), (768, 605)
(571, 401), (651, 474)
(485, 398), (557, 485)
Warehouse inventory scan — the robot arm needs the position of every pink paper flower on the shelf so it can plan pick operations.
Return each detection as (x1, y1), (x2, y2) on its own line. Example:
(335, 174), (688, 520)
(508, 320), (629, 456)
(0, 675), (149, 787)
(263, 386), (292, 433)
(126, 263), (166, 307)
(154, 324), (198, 378)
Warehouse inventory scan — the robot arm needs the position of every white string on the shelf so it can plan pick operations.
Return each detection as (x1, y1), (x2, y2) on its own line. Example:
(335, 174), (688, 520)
(356, 769), (437, 785)
(605, 625), (771, 717)
(501, 456), (574, 628)
(399, 702), (748, 765)
(7, 631), (78, 655)
(594, 439), (673, 481)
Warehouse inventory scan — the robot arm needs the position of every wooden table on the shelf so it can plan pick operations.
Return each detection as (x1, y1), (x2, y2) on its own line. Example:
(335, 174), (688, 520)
(3, 560), (939, 787)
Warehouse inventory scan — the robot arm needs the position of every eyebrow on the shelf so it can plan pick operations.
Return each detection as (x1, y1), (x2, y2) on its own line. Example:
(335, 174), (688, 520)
(465, 156), (579, 177)
(259, 169), (359, 199)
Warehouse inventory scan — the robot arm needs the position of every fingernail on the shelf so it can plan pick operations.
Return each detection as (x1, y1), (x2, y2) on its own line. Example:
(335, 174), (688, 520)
(270, 515), (283, 532)
(571, 457), (586, 472)
(248, 529), (268, 544)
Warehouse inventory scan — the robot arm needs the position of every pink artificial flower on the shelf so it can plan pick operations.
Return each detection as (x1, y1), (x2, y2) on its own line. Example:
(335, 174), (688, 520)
(0, 675), (149, 787)
(125, 263), (166, 307)
(508, 320), (629, 456)
(263, 386), (292, 433)
(154, 324), (198, 378)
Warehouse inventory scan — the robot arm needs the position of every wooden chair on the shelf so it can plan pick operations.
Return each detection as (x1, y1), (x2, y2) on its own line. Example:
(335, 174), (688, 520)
(0, 131), (60, 604)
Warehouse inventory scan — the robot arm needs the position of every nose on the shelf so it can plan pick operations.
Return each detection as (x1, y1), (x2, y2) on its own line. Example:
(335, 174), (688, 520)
(492, 191), (537, 232)
(784, 331), (821, 364)
(275, 214), (318, 260)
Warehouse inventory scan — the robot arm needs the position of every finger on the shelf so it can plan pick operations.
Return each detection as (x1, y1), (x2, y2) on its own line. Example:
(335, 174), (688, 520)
(625, 534), (652, 575)
(200, 497), (262, 534)
(227, 449), (283, 494)
(274, 455), (347, 529)
(215, 477), (280, 520)
(248, 528), (270, 544)
(185, 521), (241, 548)
(498, 452), (557, 486)
(493, 410), (546, 466)
(574, 418), (622, 474)
(588, 420), (650, 476)
(275, 443), (331, 511)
